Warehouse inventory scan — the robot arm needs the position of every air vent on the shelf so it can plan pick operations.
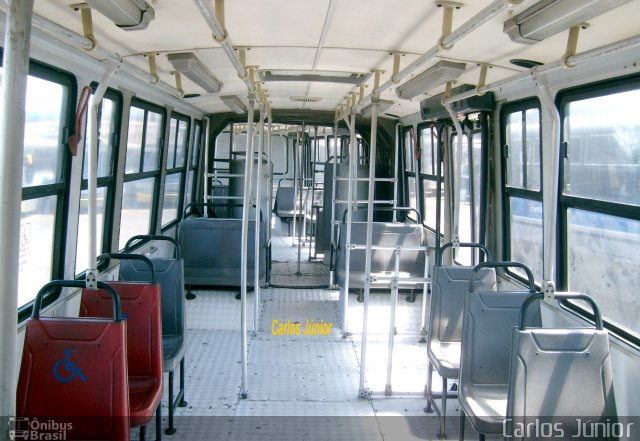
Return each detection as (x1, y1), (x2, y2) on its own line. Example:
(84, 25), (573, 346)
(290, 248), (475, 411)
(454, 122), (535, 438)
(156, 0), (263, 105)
(290, 96), (322, 103)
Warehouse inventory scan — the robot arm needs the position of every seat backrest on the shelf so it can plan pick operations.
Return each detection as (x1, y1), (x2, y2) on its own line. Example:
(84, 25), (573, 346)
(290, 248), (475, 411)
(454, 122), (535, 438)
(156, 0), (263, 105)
(178, 218), (264, 269)
(80, 282), (163, 381)
(119, 258), (185, 338)
(430, 265), (496, 344)
(507, 293), (616, 437)
(460, 262), (540, 392)
(17, 281), (130, 441)
(337, 222), (425, 273)
(275, 185), (296, 216)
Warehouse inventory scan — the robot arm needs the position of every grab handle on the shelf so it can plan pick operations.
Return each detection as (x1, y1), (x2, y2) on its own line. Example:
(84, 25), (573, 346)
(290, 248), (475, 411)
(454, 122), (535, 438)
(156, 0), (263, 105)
(469, 261), (535, 293)
(33, 280), (122, 322)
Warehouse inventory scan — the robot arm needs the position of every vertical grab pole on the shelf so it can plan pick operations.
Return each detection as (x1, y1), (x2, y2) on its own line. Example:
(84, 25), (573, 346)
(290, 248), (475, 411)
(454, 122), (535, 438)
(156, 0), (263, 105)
(385, 247), (401, 396)
(309, 125), (318, 259)
(342, 111), (357, 334)
(203, 117), (211, 212)
(393, 123), (401, 222)
(420, 248), (430, 334)
(445, 103), (463, 250)
(253, 104), (265, 332)
(301, 125), (308, 246)
(240, 96), (256, 398)
(359, 102), (378, 397)
(329, 120), (339, 286)
(297, 122), (305, 274)
(87, 63), (119, 289)
(292, 131), (299, 246)
(0, 0), (34, 423)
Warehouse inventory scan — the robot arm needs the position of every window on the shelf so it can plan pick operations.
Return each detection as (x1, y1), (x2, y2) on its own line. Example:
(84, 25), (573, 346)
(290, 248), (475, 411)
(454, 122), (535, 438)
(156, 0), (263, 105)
(418, 124), (444, 232)
(76, 92), (121, 274)
(403, 127), (418, 216)
(501, 101), (543, 281)
(1, 62), (74, 310)
(184, 119), (202, 209)
(119, 100), (165, 249)
(559, 80), (640, 335)
(453, 117), (486, 265)
(161, 113), (190, 227)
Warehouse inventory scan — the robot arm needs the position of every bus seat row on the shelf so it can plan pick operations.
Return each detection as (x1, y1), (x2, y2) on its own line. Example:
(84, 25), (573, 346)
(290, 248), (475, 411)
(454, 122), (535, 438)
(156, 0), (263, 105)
(178, 215), (267, 294)
(17, 242), (190, 440)
(121, 236), (188, 435)
(334, 221), (426, 290)
(425, 253), (617, 440)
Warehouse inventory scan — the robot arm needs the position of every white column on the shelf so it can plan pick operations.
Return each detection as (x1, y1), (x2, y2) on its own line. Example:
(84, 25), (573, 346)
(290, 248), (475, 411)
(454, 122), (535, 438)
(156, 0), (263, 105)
(0, 0), (33, 424)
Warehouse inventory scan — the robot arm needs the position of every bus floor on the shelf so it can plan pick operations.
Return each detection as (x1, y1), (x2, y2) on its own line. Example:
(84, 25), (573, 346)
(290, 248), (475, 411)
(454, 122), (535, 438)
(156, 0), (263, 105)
(139, 217), (498, 440)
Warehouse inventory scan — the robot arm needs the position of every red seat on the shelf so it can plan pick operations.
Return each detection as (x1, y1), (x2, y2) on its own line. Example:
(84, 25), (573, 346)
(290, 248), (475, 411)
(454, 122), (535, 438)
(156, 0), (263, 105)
(81, 280), (163, 436)
(17, 280), (130, 441)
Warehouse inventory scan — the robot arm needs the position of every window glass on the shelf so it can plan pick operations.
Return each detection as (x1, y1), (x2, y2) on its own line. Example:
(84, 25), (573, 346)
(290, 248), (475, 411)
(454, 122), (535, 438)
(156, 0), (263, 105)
(423, 179), (444, 231)
(404, 129), (414, 172)
(120, 178), (156, 249)
(18, 196), (57, 307)
(509, 197), (543, 281)
(161, 173), (182, 226)
(143, 111), (162, 171)
(23, 76), (64, 187)
(407, 176), (417, 212)
(191, 123), (202, 167)
(563, 89), (640, 206)
(506, 109), (541, 191)
(185, 169), (195, 206)
(17, 73), (69, 307)
(420, 126), (435, 175)
(176, 120), (188, 168)
(472, 132), (483, 244)
(566, 208), (640, 331)
(455, 135), (472, 264)
(125, 107), (144, 173)
(166, 118), (177, 169)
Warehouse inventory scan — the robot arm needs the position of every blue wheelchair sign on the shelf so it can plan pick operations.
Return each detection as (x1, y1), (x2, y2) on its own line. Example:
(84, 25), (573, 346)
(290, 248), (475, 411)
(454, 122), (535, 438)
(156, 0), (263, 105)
(53, 349), (87, 383)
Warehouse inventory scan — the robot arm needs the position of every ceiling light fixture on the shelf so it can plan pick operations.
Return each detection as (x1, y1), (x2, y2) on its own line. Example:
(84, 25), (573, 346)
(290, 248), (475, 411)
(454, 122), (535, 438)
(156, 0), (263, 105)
(360, 100), (394, 118)
(167, 53), (223, 93)
(220, 95), (247, 114)
(396, 60), (466, 100)
(85, 0), (155, 31)
(503, 0), (632, 44)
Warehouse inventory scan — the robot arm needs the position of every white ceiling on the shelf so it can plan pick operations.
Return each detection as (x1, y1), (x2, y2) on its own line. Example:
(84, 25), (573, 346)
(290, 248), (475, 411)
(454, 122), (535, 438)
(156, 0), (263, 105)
(35, 0), (640, 117)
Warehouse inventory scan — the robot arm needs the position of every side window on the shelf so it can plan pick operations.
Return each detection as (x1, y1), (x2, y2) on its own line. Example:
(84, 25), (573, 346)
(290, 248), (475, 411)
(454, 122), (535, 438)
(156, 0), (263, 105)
(403, 127), (418, 216)
(76, 92), (121, 274)
(501, 101), (543, 281)
(119, 100), (165, 249)
(184, 119), (202, 208)
(161, 113), (190, 227)
(418, 124), (444, 231)
(560, 84), (640, 334)
(11, 67), (73, 308)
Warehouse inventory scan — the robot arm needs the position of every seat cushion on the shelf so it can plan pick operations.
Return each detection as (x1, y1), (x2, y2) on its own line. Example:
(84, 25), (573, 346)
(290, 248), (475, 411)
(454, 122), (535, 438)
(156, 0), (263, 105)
(460, 384), (508, 435)
(427, 341), (460, 379)
(163, 334), (186, 373)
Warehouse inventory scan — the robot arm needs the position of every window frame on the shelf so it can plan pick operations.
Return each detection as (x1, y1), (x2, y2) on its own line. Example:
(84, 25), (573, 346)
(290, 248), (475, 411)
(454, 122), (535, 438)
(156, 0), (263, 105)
(119, 98), (166, 248)
(11, 58), (77, 322)
(185, 118), (203, 211)
(401, 126), (420, 222)
(160, 111), (191, 230)
(557, 74), (640, 345)
(500, 98), (544, 284)
(416, 121), (443, 233)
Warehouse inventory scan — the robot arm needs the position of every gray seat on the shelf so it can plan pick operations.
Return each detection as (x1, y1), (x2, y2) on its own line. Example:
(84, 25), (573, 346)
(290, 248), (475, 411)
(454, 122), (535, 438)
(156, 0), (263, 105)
(425, 243), (496, 438)
(275, 185), (296, 219)
(506, 292), (616, 439)
(120, 234), (187, 436)
(178, 217), (266, 288)
(335, 221), (425, 290)
(458, 262), (541, 440)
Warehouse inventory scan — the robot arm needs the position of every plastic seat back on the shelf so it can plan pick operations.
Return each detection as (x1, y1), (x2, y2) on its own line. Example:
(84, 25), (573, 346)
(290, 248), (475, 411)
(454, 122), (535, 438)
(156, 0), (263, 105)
(121, 235), (186, 369)
(17, 281), (130, 441)
(459, 262), (540, 434)
(80, 254), (163, 426)
(506, 293), (616, 438)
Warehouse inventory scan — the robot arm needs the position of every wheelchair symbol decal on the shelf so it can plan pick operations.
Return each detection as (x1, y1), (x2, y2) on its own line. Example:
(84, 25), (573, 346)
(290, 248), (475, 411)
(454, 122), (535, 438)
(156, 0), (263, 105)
(53, 349), (87, 383)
